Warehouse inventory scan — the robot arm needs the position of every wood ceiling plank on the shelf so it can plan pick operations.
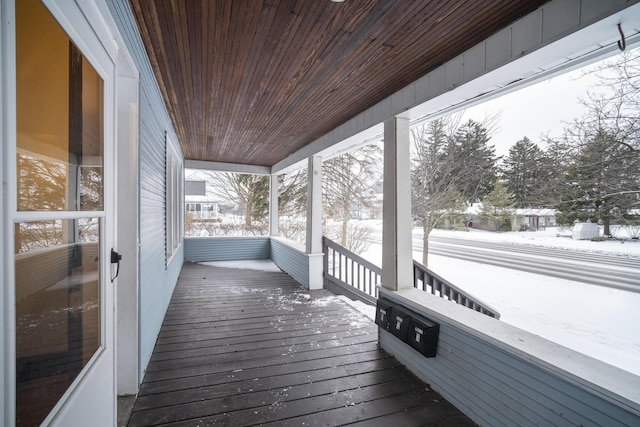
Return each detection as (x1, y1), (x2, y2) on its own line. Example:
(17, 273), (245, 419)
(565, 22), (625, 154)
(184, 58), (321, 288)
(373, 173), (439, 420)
(129, 0), (549, 166)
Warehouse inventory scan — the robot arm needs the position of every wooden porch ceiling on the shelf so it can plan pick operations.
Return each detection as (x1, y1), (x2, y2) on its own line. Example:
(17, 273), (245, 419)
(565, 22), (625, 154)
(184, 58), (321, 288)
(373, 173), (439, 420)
(129, 0), (548, 167)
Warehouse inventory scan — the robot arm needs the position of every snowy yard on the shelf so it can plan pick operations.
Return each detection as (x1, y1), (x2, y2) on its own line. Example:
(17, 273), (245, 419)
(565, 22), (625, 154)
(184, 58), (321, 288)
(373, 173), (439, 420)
(359, 224), (640, 377)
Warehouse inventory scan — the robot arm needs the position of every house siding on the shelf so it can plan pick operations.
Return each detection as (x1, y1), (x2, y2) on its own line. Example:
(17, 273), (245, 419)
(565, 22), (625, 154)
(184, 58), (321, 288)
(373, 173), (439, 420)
(184, 237), (270, 262)
(379, 288), (640, 427)
(106, 0), (183, 381)
(270, 238), (309, 288)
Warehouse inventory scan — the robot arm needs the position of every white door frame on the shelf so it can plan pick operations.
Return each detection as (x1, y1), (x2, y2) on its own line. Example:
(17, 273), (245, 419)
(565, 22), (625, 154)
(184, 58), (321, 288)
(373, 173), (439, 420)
(0, 0), (12, 424)
(114, 31), (140, 396)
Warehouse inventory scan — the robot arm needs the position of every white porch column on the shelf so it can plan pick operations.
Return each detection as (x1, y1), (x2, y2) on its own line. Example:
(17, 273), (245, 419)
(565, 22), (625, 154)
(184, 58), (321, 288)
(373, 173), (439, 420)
(306, 155), (323, 289)
(382, 117), (413, 291)
(269, 173), (279, 237)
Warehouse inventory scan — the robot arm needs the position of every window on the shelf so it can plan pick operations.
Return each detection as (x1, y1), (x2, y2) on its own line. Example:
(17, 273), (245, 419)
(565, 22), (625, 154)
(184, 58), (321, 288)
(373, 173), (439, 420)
(166, 135), (183, 262)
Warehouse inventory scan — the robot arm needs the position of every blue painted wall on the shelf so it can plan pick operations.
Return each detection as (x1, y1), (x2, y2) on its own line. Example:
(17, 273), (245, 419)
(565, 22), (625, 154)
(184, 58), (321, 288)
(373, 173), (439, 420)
(106, 0), (183, 382)
(270, 238), (309, 288)
(184, 237), (270, 261)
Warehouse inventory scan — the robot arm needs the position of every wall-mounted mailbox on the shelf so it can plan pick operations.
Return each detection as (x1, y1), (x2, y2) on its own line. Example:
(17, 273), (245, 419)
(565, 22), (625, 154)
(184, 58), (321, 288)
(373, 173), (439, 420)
(374, 298), (440, 358)
(388, 306), (411, 342)
(374, 299), (394, 330)
(407, 316), (439, 358)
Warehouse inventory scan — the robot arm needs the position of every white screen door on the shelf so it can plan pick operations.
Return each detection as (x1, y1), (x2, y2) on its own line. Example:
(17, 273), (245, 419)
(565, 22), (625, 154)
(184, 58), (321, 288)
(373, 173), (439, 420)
(12, 0), (117, 425)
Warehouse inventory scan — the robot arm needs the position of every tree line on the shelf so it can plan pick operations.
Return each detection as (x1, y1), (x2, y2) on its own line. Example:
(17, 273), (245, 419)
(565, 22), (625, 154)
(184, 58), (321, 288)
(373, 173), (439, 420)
(411, 50), (640, 265)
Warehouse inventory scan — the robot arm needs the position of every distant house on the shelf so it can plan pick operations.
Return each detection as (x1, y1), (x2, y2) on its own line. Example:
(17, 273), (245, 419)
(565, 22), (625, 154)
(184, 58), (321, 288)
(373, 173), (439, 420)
(442, 205), (557, 232)
(349, 193), (383, 220)
(185, 198), (220, 221)
(185, 180), (220, 221)
(511, 208), (557, 231)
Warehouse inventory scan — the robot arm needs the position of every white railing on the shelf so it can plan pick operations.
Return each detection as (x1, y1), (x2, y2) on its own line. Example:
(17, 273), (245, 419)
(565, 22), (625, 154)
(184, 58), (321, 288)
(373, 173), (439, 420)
(413, 260), (500, 318)
(322, 236), (499, 318)
(323, 237), (380, 305)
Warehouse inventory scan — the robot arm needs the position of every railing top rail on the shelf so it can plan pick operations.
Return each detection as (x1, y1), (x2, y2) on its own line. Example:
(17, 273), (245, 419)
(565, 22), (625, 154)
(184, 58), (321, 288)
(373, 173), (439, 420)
(323, 236), (382, 275)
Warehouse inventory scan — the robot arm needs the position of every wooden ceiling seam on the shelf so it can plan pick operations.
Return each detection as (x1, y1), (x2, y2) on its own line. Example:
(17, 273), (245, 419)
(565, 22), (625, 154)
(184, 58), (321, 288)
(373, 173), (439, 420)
(129, 0), (550, 167)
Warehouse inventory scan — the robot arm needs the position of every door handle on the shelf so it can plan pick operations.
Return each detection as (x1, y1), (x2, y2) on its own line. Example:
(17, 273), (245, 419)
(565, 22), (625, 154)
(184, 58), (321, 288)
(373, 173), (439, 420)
(110, 249), (122, 282)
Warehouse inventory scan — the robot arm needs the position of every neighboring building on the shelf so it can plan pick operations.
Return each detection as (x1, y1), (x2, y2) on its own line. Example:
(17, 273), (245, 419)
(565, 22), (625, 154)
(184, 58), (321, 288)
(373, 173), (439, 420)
(511, 208), (557, 231)
(185, 199), (220, 221)
(185, 180), (220, 221)
(443, 206), (557, 232)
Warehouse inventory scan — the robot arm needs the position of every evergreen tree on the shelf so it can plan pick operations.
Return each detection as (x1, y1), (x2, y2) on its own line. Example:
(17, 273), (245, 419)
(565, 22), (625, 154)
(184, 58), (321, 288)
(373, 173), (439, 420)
(480, 179), (514, 231)
(278, 170), (307, 218)
(236, 174), (270, 226)
(539, 135), (572, 210)
(561, 129), (639, 235)
(449, 120), (498, 204)
(501, 137), (546, 207)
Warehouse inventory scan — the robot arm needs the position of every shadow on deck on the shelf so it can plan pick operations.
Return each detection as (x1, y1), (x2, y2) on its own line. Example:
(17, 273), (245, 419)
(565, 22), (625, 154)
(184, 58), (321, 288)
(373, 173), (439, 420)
(125, 261), (475, 426)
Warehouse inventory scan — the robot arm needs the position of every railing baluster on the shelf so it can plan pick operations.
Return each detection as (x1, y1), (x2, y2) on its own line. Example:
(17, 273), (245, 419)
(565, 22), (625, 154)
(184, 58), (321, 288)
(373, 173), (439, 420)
(350, 259), (354, 286)
(332, 247), (336, 277)
(321, 237), (499, 318)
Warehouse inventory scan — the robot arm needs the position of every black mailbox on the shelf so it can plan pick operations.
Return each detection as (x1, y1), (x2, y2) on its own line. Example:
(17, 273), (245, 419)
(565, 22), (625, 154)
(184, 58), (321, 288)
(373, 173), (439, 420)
(388, 306), (411, 342)
(407, 316), (439, 358)
(374, 299), (394, 330)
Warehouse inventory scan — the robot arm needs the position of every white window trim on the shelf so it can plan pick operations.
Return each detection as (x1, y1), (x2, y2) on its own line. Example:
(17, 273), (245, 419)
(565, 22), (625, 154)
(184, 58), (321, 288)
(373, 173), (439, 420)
(166, 133), (183, 264)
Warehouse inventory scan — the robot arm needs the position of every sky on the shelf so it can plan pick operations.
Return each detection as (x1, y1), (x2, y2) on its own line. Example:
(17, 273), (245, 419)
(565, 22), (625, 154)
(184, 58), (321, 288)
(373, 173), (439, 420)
(460, 64), (602, 158)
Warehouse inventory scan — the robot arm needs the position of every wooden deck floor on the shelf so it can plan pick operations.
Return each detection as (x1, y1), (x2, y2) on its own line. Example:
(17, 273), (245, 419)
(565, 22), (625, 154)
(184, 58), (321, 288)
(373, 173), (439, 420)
(127, 261), (475, 426)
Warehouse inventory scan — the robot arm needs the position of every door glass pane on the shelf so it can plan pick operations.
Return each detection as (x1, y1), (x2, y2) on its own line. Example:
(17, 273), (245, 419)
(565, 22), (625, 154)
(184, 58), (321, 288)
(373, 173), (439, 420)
(16, 0), (104, 212)
(15, 1), (106, 425)
(15, 218), (101, 426)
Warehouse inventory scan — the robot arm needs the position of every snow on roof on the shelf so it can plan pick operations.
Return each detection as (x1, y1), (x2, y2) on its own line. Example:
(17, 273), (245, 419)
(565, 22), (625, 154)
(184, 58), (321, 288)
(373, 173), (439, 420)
(514, 208), (557, 216)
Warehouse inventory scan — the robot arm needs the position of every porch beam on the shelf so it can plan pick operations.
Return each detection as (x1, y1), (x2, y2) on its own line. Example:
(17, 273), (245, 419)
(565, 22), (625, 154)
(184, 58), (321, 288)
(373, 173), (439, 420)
(306, 155), (323, 290)
(186, 159), (271, 175)
(382, 117), (413, 291)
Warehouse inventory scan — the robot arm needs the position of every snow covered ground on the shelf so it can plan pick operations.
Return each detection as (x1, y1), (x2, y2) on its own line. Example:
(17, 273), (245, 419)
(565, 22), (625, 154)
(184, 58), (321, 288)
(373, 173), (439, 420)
(359, 225), (640, 376)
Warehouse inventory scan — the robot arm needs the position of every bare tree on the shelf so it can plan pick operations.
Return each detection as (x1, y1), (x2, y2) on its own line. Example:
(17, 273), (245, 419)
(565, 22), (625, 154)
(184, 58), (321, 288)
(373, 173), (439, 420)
(188, 170), (269, 229)
(277, 170), (307, 244)
(323, 143), (382, 248)
(411, 118), (466, 266)
(556, 50), (640, 233)
(411, 116), (499, 266)
(577, 49), (640, 152)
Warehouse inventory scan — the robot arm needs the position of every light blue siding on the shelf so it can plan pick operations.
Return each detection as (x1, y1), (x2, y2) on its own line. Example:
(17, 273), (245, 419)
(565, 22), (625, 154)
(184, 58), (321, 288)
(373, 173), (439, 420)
(106, 0), (184, 382)
(184, 237), (270, 261)
(379, 288), (640, 427)
(270, 238), (309, 288)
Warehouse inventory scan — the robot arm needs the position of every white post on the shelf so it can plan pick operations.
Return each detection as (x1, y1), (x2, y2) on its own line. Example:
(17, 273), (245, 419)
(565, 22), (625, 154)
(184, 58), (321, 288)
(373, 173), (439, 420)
(269, 173), (279, 237)
(306, 155), (323, 289)
(382, 117), (413, 291)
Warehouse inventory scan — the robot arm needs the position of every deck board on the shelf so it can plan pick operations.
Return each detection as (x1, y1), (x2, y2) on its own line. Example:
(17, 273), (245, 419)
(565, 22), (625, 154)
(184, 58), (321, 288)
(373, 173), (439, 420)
(128, 261), (475, 426)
